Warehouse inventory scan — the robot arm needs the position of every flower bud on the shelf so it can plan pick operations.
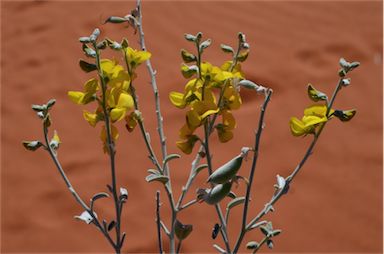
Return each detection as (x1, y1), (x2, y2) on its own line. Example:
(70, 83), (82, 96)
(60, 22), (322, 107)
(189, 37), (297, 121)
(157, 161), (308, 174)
(307, 84), (328, 102)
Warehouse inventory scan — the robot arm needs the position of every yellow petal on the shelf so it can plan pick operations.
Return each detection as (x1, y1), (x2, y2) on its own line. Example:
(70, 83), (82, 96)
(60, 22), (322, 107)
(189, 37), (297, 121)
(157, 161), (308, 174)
(169, 92), (186, 109)
(200, 108), (219, 119)
(83, 110), (98, 127)
(125, 112), (138, 132)
(176, 135), (198, 154)
(304, 104), (327, 117)
(52, 130), (60, 143)
(289, 117), (307, 136)
(117, 93), (134, 110)
(302, 115), (327, 127)
(68, 91), (85, 104)
(110, 108), (126, 122)
(186, 110), (201, 128)
(222, 110), (236, 129)
(217, 128), (233, 143)
(179, 124), (194, 139)
(84, 78), (99, 93)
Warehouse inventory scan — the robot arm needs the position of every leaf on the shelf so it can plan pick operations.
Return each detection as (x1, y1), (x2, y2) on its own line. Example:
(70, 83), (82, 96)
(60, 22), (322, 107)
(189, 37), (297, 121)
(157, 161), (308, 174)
(307, 84), (328, 102)
(22, 141), (43, 151)
(91, 192), (109, 202)
(31, 104), (46, 112)
(79, 59), (97, 73)
(163, 153), (181, 167)
(227, 191), (237, 199)
(236, 50), (249, 62)
(145, 174), (169, 184)
(74, 211), (96, 224)
(181, 49), (196, 63)
(79, 36), (91, 43)
(147, 169), (161, 175)
(82, 44), (96, 58)
(271, 229), (282, 237)
(211, 223), (220, 239)
(246, 241), (259, 250)
(107, 220), (116, 231)
(194, 164), (208, 175)
(226, 196), (246, 211)
(220, 44), (234, 53)
(104, 16), (127, 24)
(184, 33), (196, 42)
(199, 39), (212, 51)
(174, 219), (193, 240)
(46, 99), (56, 109)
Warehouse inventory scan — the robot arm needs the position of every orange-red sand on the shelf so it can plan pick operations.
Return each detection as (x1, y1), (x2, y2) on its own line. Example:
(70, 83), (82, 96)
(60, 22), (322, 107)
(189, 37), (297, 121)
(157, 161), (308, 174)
(1, 1), (382, 253)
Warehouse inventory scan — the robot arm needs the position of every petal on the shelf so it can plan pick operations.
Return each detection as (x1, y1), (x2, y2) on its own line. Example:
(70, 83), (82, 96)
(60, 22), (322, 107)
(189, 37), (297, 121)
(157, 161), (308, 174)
(110, 108), (127, 122)
(169, 92), (187, 109)
(179, 124), (194, 139)
(68, 91), (85, 104)
(200, 108), (219, 119)
(117, 92), (134, 110)
(84, 78), (99, 93)
(304, 104), (327, 117)
(125, 112), (138, 132)
(222, 110), (236, 129)
(83, 110), (98, 127)
(186, 109), (201, 128)
(289, 117), (307, 136)
(302, 115), (327, 127)
(217, 128), (233, 143)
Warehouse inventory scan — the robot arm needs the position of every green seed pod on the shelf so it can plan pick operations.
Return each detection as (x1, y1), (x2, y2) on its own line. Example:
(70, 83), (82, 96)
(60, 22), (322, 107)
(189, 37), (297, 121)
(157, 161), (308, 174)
(205, 182), (232, 205)
(207, 155), (243, 184)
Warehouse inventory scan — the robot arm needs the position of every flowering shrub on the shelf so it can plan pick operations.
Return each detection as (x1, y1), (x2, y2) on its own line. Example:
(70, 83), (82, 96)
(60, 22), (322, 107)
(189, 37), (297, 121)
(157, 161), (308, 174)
(22, 1), (358, 253)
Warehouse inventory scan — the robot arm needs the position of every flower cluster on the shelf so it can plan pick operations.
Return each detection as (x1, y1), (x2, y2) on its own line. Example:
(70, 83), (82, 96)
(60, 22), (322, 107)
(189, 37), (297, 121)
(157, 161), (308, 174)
(169, 33), (251, 154)
(68, 29), (150, 152)
(289, 58), (359, 137)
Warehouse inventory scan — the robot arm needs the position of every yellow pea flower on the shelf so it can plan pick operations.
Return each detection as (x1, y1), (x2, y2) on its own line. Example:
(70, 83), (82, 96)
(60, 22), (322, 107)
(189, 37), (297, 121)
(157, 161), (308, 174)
(110, 92), (134, 122)
(216, 110), (236, 142)
(186, 90), (218, 129)
(223, 85), (242, 110)
(100, 124), (119, 154)
(68, 78), (99, 105)
(176, 135), (199, 154)
(290, 104), (332, 136)
(101, 59), (125, 80)
(169, 79), (204, 109)
(125, 47), (151, 69)
(221, 61), (244, 79)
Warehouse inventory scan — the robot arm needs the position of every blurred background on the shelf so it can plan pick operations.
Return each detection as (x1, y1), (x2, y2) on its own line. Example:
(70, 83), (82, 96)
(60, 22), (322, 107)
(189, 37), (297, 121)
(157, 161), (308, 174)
(1, 1), (382, 253)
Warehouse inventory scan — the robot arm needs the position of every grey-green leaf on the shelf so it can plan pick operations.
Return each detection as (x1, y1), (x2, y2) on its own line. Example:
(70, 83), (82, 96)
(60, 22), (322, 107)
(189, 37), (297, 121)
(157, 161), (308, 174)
(91, 192), (109, 202)
(22, 141), (43, 151)
(79, 60), (97, 73)
(226, 196), (246, 210)
(163, 153), (181, 166)
(145, 174), (169, 184)
(194, 164), (208, 175)
(246, 241), (259, 250)
(220, 44), (234, 53)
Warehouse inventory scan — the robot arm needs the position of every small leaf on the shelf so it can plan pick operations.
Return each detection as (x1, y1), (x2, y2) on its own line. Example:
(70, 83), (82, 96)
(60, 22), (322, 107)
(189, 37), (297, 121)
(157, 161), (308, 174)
(341, 78), (351, 87)
(175, 219), (193, 240)
(184, 33), (196, 42)
(199, 39), (212, 51)
(307, 84), (328, 102)
(104, 16), (127, 24)
(163, 153), (181, 167)
(227, 191), (237, 199)
(271, 229), (282, 237)
(226, 197), (246, 210)
(79, 36), (91, 43)
(181, 49), (196, 63)
(333, 109), (357, 122)
(211, 223), (220, 239)
(46, 99), (56, 109)
(82, 44), (96, 58)
(267, 239), (274, 249)
(145, 174), (169, 184)
(220, 44), (234, 53)
(74, 211), (96, 224)
(79, 60), (97, 73)
(107, 220), (116, 231)
(194, 164), (208, 175)
(260, 225), (270, 236)
(22, 141), (43, 151)
(147, 169), (161, 175)
(31, 104), (46, 112)
(236, 50), (249, 62)
(121, 38), (129, 48)
(91, 192), (109, 202)
(246, 241), (259, 250)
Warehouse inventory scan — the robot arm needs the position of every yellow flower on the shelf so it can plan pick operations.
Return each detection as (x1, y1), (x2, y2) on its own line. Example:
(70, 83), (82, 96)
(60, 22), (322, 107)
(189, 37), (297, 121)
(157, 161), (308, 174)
(100, 59), (124, 80)
(109, 91), (134, 122)
(186, 90), (218, 129)
(221, 61), (244, 79)
(223, 85), (242, 110)
(176, 135), (199, 154)
(125, 47), (151, 69)
(100, 124), (119, 153)
(216, 110), (236, 142)
(68, 78), (99, 105)
(169, 79), (204, 109)
(125, 111), (141, 132)
(290, 104), (332, 136)
(83, 107), (104, 127)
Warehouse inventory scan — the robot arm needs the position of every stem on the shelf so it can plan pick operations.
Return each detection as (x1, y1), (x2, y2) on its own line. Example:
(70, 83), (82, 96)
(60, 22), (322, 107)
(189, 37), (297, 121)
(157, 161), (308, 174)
(176, 240), (182, 254)
(42, 126), (117, 250)
(156, 191), (164, 254)
(93, 42), (121, 253)
(204, 122), (231, 253)
(244, 77), (345, 252)
(232, 89), (273, 253)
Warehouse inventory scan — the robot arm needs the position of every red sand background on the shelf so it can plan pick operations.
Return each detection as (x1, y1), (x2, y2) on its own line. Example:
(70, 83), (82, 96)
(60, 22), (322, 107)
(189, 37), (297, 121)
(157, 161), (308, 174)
(1, 1), (383, 253)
